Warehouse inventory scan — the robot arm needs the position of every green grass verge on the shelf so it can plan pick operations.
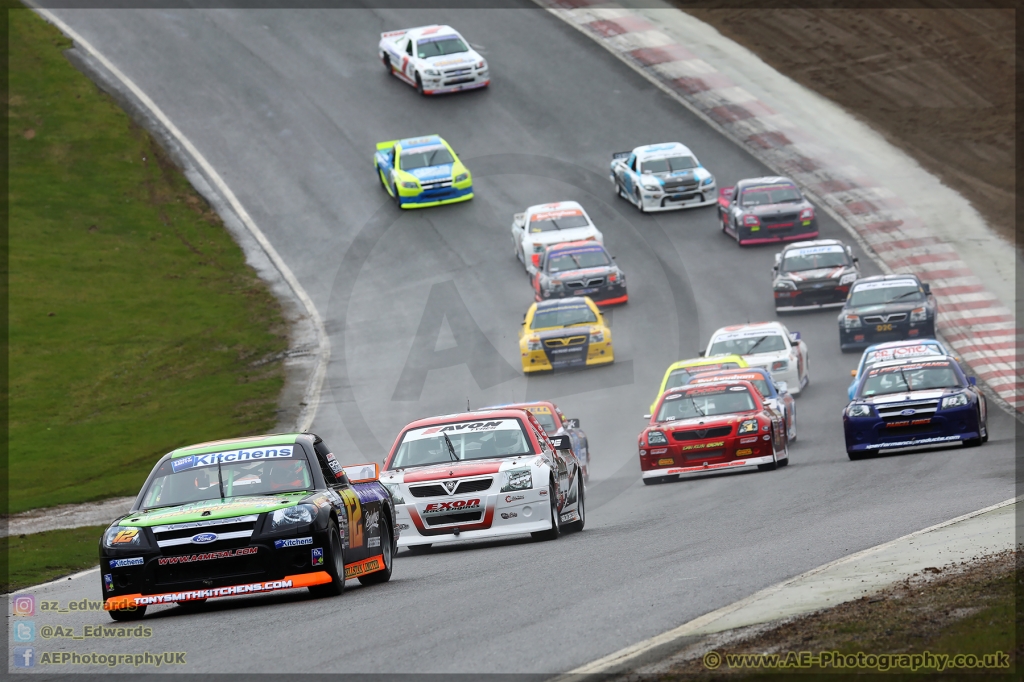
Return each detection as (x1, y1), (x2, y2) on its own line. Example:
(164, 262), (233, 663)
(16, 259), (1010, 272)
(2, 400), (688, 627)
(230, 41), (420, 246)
(3, 526), (107, 593)
(8, 9), (288, 513)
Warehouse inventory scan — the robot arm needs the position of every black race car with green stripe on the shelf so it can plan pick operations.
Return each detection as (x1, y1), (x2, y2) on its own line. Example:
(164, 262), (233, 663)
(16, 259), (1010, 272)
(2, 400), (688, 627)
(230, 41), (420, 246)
(100, 433), (396, 620)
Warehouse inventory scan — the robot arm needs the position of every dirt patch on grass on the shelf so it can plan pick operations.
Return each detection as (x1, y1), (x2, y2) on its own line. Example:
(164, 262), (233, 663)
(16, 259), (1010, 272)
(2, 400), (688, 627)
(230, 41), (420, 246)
(680, 6), (1015, 248)
(648, 549), (1018, 679)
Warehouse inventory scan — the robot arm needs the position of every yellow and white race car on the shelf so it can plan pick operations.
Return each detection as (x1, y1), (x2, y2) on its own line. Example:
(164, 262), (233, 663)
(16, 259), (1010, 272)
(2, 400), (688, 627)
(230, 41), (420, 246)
(519, 297), (614, 373)
(374, 135), (473, 209)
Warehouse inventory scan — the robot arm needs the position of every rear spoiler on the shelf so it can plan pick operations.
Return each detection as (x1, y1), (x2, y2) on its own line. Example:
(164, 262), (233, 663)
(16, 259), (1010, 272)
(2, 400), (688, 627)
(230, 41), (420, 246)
(375, 139), (399, 152)
(549, 434), (572, 451)
(380, 29), (409, 40)
(612, 151), (631, 161)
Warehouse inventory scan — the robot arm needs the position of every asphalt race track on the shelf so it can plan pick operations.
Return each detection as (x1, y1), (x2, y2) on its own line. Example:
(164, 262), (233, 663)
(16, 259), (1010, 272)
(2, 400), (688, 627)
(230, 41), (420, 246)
(32, 5), (1016, 675)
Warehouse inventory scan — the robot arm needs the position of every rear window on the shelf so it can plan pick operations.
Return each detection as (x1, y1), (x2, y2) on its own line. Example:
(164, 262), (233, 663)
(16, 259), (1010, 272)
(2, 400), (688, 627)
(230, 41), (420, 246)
(389, 418), (532, 469)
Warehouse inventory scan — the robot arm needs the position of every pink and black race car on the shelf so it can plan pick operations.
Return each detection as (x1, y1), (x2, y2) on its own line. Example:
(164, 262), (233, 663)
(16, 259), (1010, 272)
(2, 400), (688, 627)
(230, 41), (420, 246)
(718, 176), (819, 246)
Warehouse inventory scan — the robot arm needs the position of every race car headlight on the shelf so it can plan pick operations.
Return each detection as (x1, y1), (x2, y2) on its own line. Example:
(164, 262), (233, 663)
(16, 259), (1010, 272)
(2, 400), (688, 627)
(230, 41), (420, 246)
(589, 328), (605, 343)
(738, 419), (758, 434)
(476, 59), (486, 69)
(454, 172), (469, 183)
(847, 404), (873, 418)
(383, 483), (405, 505)
(501, 468), (533, 492)
(550, 279), (564, 290)
(641, 181), (661, 192)
(799, 207), (815, 221)
(771, 359), (789, 372)
(526, 336), (542, 351)
(424, 69), (440, 77)
(702, 176), (715, 186)
(843, 314), (862, 329)
(103, 526), (145, 548)
(743, 214), (760, 226)
(941, 393), (969, 409)
(401, 181), (420, 189)
(839, 273), (858, 285)
(910, 307), (928, 322)
(271, 504), (316, 531)
(646, 431), (668, 445)
(774, 280), (797, 291)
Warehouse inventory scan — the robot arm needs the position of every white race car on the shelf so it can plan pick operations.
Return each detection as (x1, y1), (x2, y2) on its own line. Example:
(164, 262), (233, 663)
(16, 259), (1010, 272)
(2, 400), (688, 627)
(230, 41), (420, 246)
(381, 409), (585, 549)
(704, 321), (809, 396)
(610, 142), (716, 212)
(378, 25), (489, 96)
(512, 201), (605, 273)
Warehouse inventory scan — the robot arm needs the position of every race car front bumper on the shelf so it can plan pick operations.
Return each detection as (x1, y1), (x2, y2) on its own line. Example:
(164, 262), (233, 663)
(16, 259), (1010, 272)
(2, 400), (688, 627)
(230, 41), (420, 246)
(520, 338), (614, 373)
(394, 488), (554, 547)
(399, 185), (474, 209)
(774, 284), (850, 311)
(541, 283), (628, 306)
(641, 186), (717, 211)
(844, 405), (981, 453)
(422, 79), (490, 95)
(641, 454), (776, 479)
(839, 321), (936, 351)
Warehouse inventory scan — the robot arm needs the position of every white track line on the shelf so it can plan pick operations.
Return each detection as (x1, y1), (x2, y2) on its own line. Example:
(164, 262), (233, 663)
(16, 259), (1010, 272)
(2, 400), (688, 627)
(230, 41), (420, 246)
(31, 6), (329, 433)
(550, 495), (1019, 679)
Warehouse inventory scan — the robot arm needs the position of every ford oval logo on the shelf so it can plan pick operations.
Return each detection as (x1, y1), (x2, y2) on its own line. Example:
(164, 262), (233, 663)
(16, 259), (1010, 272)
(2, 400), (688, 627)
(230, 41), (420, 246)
(900, 409), (916, 416)
(191, 532), (217, 544)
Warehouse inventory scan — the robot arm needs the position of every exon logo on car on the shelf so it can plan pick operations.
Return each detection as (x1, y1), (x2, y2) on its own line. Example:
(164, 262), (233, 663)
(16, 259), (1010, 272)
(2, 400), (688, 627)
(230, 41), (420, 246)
(191, 533), (218, 544)
(423, 498), (482, 514)
(900, 409), (916, 416)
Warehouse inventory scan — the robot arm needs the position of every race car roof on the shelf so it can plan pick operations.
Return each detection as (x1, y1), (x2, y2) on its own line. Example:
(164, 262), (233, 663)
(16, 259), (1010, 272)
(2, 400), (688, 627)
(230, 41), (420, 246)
(781, 238), (845, 253)
(169, 433), (303, 458)
(394, 409), (542, 434)
(546, 240), (608, 255)
(663, 379), (759, 396)
(534, 297), (594, 311)
(666, 354), (747, 372)
(712, 322), (786, 337)
(399, 135), (445, 149)
(384, 25), (460, 41)
(736, 176), (797, 190)
(634, 142), (694, 160)
(852, 273), (923, 285)
(688, 367), (773, 382)
(526, 200), (584, 215)
(868, 339), (945, 352)
(477, 401), (559, 413)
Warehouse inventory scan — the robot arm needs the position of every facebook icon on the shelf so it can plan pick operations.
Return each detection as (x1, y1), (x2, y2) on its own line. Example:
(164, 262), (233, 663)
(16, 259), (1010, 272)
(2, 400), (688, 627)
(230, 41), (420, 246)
(13, 647), (35, 668)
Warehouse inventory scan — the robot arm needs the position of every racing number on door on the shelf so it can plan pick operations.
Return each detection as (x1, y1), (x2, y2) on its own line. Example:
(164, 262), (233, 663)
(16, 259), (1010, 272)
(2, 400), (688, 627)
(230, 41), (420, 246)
(340, 489), (364, 549)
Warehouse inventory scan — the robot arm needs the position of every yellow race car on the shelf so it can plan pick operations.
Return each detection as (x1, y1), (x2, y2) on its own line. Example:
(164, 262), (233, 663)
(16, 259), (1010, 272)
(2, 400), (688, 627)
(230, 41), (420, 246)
(519, 297), (614, 373)
(374, 135), (473, 208)
(648, 354), (748, 413)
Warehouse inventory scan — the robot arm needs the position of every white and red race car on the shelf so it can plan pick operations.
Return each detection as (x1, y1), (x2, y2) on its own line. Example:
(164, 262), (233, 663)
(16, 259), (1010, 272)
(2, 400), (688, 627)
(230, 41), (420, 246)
(380, 410), (585, 549)
(378, 25), (489, 96)
(704, 321), (810, 397)
(511, 201), (605, 274)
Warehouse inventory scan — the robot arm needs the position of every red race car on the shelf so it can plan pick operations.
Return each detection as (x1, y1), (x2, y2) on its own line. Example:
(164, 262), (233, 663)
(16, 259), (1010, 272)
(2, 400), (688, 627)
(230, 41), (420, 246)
(639, 380), (789, 485)
(718, 176), (819, 246)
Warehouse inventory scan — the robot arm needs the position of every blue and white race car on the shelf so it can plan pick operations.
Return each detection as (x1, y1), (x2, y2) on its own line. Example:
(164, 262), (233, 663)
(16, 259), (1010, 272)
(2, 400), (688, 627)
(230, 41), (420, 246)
(846, 339), (949, 401)
(610, 142), (716, 212)
(844, 356), (988, 460)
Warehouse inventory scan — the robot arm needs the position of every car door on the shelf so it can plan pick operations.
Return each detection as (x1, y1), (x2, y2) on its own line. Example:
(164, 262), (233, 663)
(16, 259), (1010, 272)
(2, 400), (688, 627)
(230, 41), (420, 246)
(536, 425), (569, 511)
(312, 441), (369, 562)
(403, 39), (416, 79)
(623, 154), (637, 195)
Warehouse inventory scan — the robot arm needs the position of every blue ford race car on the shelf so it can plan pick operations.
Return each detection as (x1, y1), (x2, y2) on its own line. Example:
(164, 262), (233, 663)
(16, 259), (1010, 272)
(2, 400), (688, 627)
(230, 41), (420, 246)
(610, 142), (716, 212)
(844, 356), (988, 460)
(846, 339), (949, 401)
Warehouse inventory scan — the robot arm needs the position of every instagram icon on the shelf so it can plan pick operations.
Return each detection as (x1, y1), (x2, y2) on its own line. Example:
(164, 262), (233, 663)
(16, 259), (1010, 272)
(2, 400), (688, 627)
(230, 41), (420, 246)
(12, 594), (35, 617)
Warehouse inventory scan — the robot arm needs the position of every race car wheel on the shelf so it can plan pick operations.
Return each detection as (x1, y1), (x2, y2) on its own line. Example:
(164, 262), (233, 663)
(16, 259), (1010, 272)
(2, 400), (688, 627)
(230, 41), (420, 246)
(405, 543), (432, 554)
(564, 477), (585, 533)
(383, 55), (392, 74)
(847, 450), (868, 461)
(108, 605), (147, 622)
(309, 519), (345, 598)
(758, 431), (779, 471)
(531, 480), (561, 541)
(358, 516), (394, 585)
(175, 599), (207, 613)
(776, 439), (790, 467)
(789, 404), (798, 442)
(633, 187), (645, 213)
(415, 73), (426, 96)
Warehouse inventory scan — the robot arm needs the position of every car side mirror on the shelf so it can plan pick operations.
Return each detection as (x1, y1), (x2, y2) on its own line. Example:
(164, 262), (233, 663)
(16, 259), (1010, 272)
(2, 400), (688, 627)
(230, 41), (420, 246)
(774, 381), (788, 394)
(850, 369), (857, 377)
(698, 350), (706, 357)
(968, 376), (977, 386)
(567, 418), (580, 429)
(643, 414), (652, 420)
(922, 283), (931, 294)
(853, 257), (859, 263)
(789, 331), (801, 342)
(763, 398), (771, 405)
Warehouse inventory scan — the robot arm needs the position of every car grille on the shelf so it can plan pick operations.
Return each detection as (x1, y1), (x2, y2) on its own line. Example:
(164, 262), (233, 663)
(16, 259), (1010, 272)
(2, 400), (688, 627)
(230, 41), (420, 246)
(424, 512), (483, 526)
(875, 399), (940, 419)
(408, 478), (493, 498)
(761, 212), (799, 227)
(565, 277), (605, 289)
(544, 335), (587, 348)
(672, 426), (732, 441)
(152, 516), (258, 548)
(444, 67), (473, 77)
(863, 313), (908, 324)
(881, 423), (937, 437)
(155, 553), (263, 585)
(420, 179), (453, 191)
(663, 177), (698, 191)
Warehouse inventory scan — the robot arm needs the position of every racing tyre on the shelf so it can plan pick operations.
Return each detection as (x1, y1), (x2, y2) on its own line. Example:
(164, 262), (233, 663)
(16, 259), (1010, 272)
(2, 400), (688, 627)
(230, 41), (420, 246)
(776, 439), (790, 467)
(531, 481), (561, 541)
(358, 516), (394, 585)
(108, 605), (146, 622)
(309, 519), (345, 598)
(847, 450), (867, 461)
(758, 433), (779, 471)
(405, 543), (432, 554)
(633, 187), (646, 213)
(564, 478), (585, 533)
(174, 599), (207, 613)
(415, 73), (426, 96)
(383, 55), (392, 75)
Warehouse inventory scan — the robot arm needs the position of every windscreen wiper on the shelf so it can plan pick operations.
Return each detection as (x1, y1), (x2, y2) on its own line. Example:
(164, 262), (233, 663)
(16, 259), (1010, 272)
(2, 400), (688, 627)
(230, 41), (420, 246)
(898, 368), (914, 392)
(745, 335), (771, 354)
(216, 455), (225, 499)
(888, 290), (923, 302)
(442, 432), (459, 462)
(687, 395), (706, 417)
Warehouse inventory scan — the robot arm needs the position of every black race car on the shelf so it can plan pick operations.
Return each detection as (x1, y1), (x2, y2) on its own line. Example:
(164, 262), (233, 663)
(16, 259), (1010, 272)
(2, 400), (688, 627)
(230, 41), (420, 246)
(100, 433), (396, 620)
(772, 239), (860, 311)
(532, 240), (627, 306)
(838, 274), (937, 352)
(718, 176), (820, 246)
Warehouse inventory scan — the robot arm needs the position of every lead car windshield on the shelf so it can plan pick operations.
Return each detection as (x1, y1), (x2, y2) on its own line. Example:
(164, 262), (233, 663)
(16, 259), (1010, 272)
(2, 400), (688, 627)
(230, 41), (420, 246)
(389, 418), (533, 469)
(657, 387), (757, 421)
(140, 445), (313, 510)
(858, 363), (961, 397)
